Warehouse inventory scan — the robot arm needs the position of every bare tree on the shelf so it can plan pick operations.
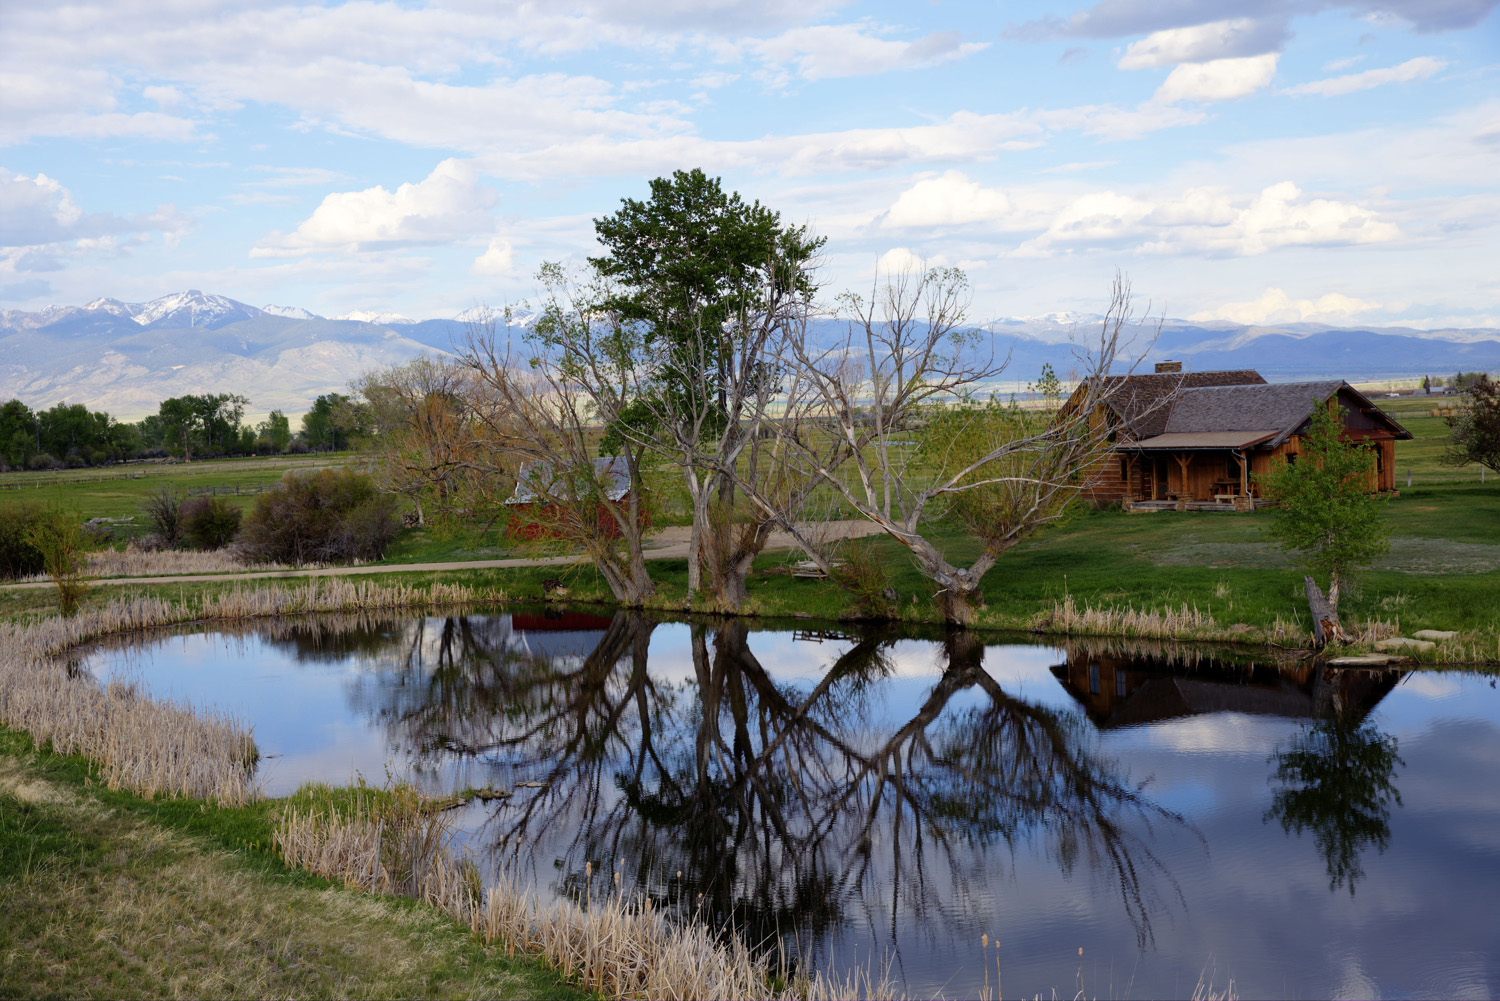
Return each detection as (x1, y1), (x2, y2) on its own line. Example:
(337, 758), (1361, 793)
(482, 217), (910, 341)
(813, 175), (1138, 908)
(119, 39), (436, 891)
(459, 280), (658, 605)
(776, 266), (1149, 624)
(354, 356), (490, 528)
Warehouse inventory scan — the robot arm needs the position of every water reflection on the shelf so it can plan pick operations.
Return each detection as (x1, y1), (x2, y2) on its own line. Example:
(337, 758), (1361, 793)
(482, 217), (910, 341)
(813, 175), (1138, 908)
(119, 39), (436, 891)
(1049, 642), (1408, 898)
(323, 613), (1191, 957)
(85, 610), (1496, 998)
(1266, 709), (1404, 896)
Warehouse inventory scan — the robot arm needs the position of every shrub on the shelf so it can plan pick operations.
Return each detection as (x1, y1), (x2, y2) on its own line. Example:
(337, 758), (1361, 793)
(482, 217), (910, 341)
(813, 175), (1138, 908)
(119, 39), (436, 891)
(833, 538), (899, 619)
(180, 496), (243, 550)
(24, 504), (94, 614)
(240, 468), (398, 565)
(0, 502), (48, 579)
(141, 486), (184, 547)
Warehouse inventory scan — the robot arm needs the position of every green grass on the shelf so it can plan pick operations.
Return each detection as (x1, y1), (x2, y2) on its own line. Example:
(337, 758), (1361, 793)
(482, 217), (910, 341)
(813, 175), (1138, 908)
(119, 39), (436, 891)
(0, 452), (354, 524)
(0, 726), (590, 1000)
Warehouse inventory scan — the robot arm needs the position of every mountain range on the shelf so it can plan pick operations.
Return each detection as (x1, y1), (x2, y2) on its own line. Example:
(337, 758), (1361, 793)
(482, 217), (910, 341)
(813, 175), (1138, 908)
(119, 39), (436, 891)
(1, 290), (1496, 419)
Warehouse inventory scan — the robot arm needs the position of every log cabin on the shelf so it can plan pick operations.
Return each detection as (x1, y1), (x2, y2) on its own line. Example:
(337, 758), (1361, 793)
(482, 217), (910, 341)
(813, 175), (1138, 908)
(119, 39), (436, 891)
(1067, 362), (1412, 509)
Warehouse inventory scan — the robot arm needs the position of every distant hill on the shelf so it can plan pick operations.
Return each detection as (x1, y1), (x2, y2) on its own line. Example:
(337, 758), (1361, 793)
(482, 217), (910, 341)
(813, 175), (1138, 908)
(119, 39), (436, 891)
(1, 291), (1495, 419)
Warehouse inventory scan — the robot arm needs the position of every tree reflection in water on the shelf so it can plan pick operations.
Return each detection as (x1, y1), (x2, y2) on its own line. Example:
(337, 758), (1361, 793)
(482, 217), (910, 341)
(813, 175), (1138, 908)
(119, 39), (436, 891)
(339, 611), (1190, 966)
(1265, 685), (1403, 896)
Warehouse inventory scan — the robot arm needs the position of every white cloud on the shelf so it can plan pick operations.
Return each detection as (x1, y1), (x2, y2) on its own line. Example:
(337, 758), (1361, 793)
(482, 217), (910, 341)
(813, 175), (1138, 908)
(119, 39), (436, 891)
(253, 159), (498, 257)
(1021, 180), (1400, 256)
(0, 168), (186, 250)
(882, 171), (1015, 228)
(875, 246), (928, 275)
(1154, 53), (1278, 103)
(471, 237), (515, 276)
(748, 25), (988, 82)
(1283, 56), (1446, 97)
(1322, 55), (1365, 72)
(1189, 287), (1383, 324)
(1118, 18), (1285, 69)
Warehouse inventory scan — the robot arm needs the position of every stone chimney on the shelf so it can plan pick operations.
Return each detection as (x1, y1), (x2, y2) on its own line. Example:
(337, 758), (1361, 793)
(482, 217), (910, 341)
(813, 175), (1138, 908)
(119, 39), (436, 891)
(1155, 360), (1183, 373)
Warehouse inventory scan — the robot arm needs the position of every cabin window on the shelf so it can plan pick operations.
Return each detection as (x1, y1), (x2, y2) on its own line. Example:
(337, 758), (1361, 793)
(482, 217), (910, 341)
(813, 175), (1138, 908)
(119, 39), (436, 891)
(1286, 453), (1297, 467)
(1088, 663), (1100, 695)
(1116, 670), (1127, 696)
(1120, 458), (1129, 481)
(1375, 448), (1384, 474)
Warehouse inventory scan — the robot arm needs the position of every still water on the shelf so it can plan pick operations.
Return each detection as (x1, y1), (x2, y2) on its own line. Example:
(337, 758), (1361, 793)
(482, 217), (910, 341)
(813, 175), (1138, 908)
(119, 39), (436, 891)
(82, 609), (1500, 999)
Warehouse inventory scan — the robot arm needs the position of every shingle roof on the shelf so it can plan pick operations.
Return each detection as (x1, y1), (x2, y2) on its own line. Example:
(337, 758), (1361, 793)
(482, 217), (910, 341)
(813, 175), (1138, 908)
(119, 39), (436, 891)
(1091, 370), (1267, 438)
(508, 456), (632, 504)
(1123, 430), (1279, 450)
(1161, 381), (1344, 443)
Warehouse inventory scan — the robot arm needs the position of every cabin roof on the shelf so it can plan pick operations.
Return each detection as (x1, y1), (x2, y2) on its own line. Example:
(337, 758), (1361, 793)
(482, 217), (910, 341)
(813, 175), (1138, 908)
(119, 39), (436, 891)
(1072, 369), (1267, 438)
(1120, 380), (1412, 450)
(508, 456), (632, 504)
(1163, 380), (1345, 442)
(1121, 430), (1279, 450)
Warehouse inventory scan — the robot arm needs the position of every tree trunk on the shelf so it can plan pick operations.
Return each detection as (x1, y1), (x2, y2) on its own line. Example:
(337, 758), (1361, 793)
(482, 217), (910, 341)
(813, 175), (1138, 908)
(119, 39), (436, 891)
(911, 538), (994, 626)
(598, 546), (655, 605)
(1305, 575), (1347, 647)
(685, 478), (710, 599)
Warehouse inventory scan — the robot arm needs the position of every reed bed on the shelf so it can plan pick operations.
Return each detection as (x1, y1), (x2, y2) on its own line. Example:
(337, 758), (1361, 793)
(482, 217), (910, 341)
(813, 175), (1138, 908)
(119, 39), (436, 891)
(274, 786), (900, 1001)
(0, 578), (485, 804)
(85, 546), (294, 577)
(1039, 595), (1219, 640)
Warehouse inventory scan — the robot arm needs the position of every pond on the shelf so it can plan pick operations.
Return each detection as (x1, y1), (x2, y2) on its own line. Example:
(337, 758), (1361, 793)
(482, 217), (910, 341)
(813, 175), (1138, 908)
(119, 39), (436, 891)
(81, 608), (1500, 1000)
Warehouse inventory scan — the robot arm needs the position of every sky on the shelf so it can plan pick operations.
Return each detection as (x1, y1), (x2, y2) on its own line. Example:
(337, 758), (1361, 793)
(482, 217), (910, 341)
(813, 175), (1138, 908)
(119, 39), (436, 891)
(1, 0), (1498, 328)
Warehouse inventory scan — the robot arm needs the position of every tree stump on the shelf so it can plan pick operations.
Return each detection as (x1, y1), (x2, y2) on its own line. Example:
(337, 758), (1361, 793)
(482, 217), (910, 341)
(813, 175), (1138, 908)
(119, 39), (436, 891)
(1305, 575), (1347, 647)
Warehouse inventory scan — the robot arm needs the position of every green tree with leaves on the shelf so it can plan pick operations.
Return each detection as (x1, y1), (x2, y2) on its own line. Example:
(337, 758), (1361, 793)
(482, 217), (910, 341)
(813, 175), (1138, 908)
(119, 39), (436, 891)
(156, 393), (249, 461)
(1442, 372), (1499, 473)
(258, 409), (292, 452)
(301, 393), (360, 451)
(25, 504), (93, 615)
(1256, 399), (1389, 615)
(587, 169), (824, 604)
(0, 399), (37, 468)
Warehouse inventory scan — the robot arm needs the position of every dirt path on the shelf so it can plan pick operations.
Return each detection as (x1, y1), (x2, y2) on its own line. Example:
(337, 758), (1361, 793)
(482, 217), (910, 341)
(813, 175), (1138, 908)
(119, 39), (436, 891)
(0, 520), (886, 591)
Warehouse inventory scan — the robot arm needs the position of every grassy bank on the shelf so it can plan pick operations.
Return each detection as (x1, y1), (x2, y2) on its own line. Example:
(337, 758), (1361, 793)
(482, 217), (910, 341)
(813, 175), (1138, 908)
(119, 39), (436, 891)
(0, 727), (587, 1000)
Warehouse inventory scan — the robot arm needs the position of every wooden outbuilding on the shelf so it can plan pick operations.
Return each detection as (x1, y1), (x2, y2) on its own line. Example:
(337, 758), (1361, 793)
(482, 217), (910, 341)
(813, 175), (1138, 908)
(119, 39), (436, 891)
(505, 456), (646, 539)
(1068, 363), (1412, 509)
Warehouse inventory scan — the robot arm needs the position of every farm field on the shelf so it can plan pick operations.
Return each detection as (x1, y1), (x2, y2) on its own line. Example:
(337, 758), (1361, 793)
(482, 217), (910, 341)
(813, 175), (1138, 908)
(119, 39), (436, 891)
(0, 453), (354, 524)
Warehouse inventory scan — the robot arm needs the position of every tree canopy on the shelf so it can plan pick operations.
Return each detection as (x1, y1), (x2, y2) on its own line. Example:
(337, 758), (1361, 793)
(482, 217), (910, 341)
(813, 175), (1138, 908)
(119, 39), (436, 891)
(1442, 372), (1499, 472)
(1256, 398), (1390, 612)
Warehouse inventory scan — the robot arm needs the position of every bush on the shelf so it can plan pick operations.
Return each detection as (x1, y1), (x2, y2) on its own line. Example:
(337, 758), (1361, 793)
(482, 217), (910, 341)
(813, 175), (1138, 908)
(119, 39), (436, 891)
(25, 505), (93, 615)
(180, 496), (243, 550)
(141, 487), (184, 547)
(240, 468), (398, 565)
(832, 538), (899, 619)
(0, 502), (48, 579)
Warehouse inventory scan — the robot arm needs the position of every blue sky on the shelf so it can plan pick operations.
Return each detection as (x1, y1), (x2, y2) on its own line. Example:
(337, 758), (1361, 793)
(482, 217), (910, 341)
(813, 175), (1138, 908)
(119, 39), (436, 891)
(1, 0), (1497, 326)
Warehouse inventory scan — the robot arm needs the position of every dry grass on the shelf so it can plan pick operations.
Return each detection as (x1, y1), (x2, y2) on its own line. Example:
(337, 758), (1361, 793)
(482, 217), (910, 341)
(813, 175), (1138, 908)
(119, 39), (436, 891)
(85, 545), (292, 577)
(274, 784), (901, 1001)
(1038, 594), (1219, 640)
(0, 578), (483, 804)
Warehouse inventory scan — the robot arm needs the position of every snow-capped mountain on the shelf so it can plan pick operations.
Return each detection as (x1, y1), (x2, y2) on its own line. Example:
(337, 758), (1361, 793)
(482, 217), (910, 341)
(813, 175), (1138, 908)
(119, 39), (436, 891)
(132, 290), (264, 330)
(334, 308), (415, 325)
(262, 304), (321, 319)
(81, 297), (139, 319)
(3, 289), (1498, 419)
